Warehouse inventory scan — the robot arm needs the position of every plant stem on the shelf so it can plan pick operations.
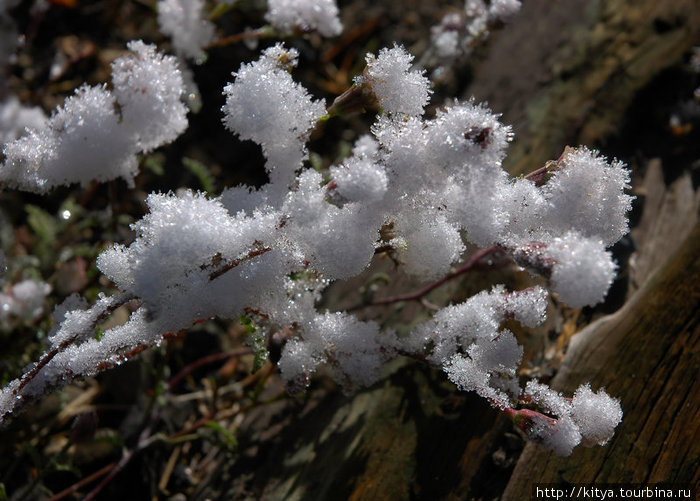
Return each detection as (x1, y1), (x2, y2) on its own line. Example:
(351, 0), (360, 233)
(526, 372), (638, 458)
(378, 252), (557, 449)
(167, 347), (254, 391)
(365, 245), (505, 307)
(46, 462), (117, 501)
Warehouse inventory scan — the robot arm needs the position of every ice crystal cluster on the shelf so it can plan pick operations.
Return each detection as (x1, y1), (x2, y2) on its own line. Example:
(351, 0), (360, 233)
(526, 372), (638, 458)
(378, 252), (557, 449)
(221, 45), (326, 202)
(429, 0), (522, 72)
(0, 96), (46, 145)
(265, 0), (342, 37)
(0, 33), (629, 454)
(356, 46), (432, 117)
(518, 381), (624, 456)
(0, 41), (187, 193)
(157, 0), (215, 61)
(0, 279), (51, 328)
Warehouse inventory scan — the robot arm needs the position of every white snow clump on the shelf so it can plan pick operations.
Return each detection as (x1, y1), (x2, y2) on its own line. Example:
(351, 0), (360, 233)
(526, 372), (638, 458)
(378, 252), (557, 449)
(356, 45), (431, 117)
(0, 96), (46, 145)
(1, 41), (187, 193)
(428, 0), (522, 73)
(111, 40), (189, 152)
(221, 44), (326, 200)
(0, 279), (51, 326)
(157, 0), (215, 61)
(265, 0), (342, 37)
(522, 380), (623, 456)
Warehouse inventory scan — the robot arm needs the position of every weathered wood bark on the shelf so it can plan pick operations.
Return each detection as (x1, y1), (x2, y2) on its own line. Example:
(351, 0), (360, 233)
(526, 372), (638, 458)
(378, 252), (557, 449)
(469, 0), (700, 175)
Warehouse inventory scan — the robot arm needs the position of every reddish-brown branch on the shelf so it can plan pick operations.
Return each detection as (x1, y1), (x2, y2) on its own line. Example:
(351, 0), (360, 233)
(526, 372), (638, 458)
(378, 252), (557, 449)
(94, 331), (179, 373)
(209, 245), (271, 280)
(205, 27), (274, 49)
(366, 245), (506, 307)
(243, 306), (270, 319)
(46, 461), (117, 501)
(167, 348), (254, 391)
(320, 16), (381, 64)
(523, 146), (573, 186)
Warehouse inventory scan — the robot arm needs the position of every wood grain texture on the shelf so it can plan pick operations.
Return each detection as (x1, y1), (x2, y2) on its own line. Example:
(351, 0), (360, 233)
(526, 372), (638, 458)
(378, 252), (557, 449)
(469, 0), (700, 175)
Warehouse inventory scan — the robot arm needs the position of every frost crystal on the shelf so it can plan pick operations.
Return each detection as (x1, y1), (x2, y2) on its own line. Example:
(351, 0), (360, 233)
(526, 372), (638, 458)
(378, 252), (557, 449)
(157, 0), (215, 61)
(265, 0), (342, 37)
(1, 85), (136, 192)
(571, 384), (623, 446)
(111, 40), (188, 152)
(521, 381), (622, 455)
(357, 45), (431, 117)
(1, 41), (188, 193)
(540, 416), (582, 457)
(329, 157), (388, 203)
(543, 147), (633, 246)
(411, 286), (546, 407)
(222, 44), (326, 198)
(509, 233), (617, 308)
(0, 96), (46, 145)
(395, 212), (464, 280)
(279, 312), (387, 392)
(547, 233), (616, 308)
(280, 169), (379, 279)
(98, 190), (281, 329)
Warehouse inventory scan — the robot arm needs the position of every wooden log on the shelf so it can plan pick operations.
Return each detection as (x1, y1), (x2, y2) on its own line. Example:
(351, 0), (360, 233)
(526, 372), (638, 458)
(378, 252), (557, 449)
(469, 0), (700, 175)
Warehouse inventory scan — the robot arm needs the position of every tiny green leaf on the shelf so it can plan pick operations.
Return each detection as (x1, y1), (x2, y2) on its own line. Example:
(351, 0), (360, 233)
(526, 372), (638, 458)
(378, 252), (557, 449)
(25, 205), (57, 244)
(183, 157), (216, 194)
(204, 421), (238, 450)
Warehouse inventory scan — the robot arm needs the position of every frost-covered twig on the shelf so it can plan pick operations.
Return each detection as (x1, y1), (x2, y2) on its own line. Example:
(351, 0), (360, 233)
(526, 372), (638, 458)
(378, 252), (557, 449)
(0, 39), (631, 457)
(0, 41), (188, 193)
(424, 0), (523, 76)
(16, 291), (135, 394)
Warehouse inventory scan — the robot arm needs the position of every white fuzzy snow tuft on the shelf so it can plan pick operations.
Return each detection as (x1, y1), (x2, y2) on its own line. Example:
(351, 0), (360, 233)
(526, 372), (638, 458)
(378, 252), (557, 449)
(111, 40), (188, 153)
(1, 85), (136, 192)
(1, 41), (188, 193)
(572, 384), (623, 446)
(157, 0), (215, 61)
(265, 0), (342, 37)
(222, 44), (326, 198)
(357, 45), (431, 117)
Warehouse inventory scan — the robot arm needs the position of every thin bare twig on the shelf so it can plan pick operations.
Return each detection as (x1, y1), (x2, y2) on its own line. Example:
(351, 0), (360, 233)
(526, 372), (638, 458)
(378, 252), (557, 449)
(167, 348), (254, 391)
(46, 462), (117, 501)
(82, 418), (156, 501)
(209, 245), (271, 280)
(168, 363), (275, 440)
(205, 27), (275, 49)
(360, 245), (505, 308)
